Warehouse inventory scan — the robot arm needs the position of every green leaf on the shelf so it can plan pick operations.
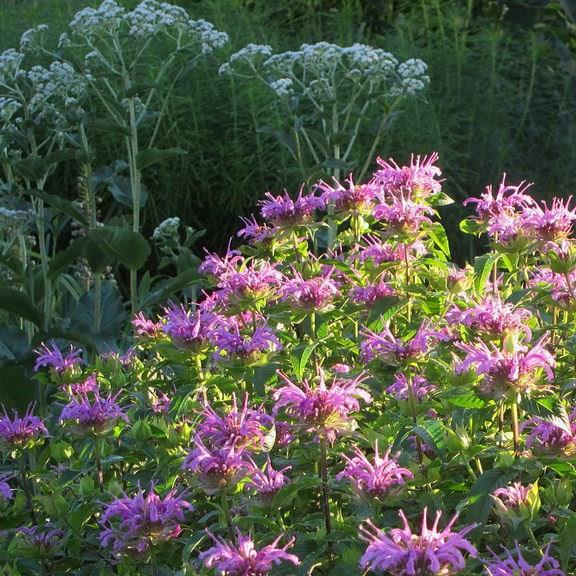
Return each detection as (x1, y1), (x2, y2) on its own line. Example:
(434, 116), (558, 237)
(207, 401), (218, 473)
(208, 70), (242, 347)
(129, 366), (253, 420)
(48, 239), (87, 279)
(427, 222), (451, 258)
(521, 396), (571, 435)
(136, 147), (187, 170)
(413, 420), (447, 460)
(441, 387), (486, 409)
(291, 343), (318, 381)
(559, 511), (576, 570)
(473, 253), (498, 294)
(0, 288), (42, 327)
(13, 158), (49, 181)
(140, 269), (203, 309)
(69, 503), (93, 535)
(28, 189), (89, 226)
(459, 218), (483, 237)
(89, 226), (150, 270)
(104, 174), (149, 210)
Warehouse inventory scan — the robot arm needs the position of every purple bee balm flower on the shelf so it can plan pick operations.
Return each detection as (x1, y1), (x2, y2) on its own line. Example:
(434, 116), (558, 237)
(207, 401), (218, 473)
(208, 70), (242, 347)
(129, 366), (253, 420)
(492, 482), (532, 509)
(0, 475), (12, 502)
(100, 485), (192, 554)
(445, 295), (533, 339)
(218, 261), (284, 306)
(350, 281), (396, 305)
(354, 236), (427, 265)
(199, 247), (243, 278)
(273, 370), (372, 444)
(373, 152), (443, 199)
(182, 435), (251, 495)
(361, 322), (433, 365)
(387, 373), (437, 401)
(281, 268), (341, 311)
(455, 335), (555, 399)
(530, 267), (576, 306)
(245, 458), (291, 504)
(373, 193), (435, 234)
(131, 312), (162, 337)
(315, 174), (377, 214)
(523, 409), (576, 454)
(359, 508), (477, 576)
(33, 340), (83, 374)
(464, 176), (535, 221)
(0, 404), (48, 447)
(483, 543), (565, 576)
(522, 196), (576, 243)
(274, 421), (295, 447)
(68, 373), (99, 395)
(210, 319), (282, 364)
(237, 215), (274, 245)
(198, 394), (274, 451)
(60, 389), (128, 435)
(150, 390), (171, 415)
(336, 441), (413, 500)
(199, 530), (300, 575)
(17, 524), (64, 553)
(259, 187), (323, 227)
(161, 303), (213, 348)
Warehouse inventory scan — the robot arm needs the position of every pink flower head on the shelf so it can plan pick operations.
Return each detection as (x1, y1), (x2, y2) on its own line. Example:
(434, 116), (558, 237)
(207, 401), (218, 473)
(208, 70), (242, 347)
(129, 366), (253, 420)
(387, 373), (437, 401)
(523, 196), (576, 242)
(350, 281), (396, 305)
(245, 458), (291, 504)
(199, 248), (243, 278)
(483, 543), (565, 576)
(237, 215), (274, 245)
(455, 336), (555, 398)
(210, 319), (282, 364)
(199, 530), (300, 575)
(100, 485), (192, 554)
(492, 482), (532, 509)
(273, 370), (372, 444)
(0, 475), (12, 502)
(150, 390), (171, 415)
(198, 394), (274, 451)
(281, 268), (341, 311)
(17, 524), (64, 554)
(523, 409), (576, 454)
(464, 176), (535, 221)
(33, 340), (83, 374)
(359, 508), (477, 576)
(131, 312), (162, 337)
(315, 174), (377, 214)
(68, 372), (100, 395)
(354, 236), (427, 265)
(336, 441), (413, 499)
(446, 296), (533, 339)
(60, 389), (128, 435)
(259, 187), (323, 227)
(182, 435), (251, 495)
(361, 322), (434, 365)
(530, 267), (576, 306)
(161, 303), (213, 348)
(0, 404), (48, 447)
(373, 153), (443, 199)
(373, 192), (435, 234)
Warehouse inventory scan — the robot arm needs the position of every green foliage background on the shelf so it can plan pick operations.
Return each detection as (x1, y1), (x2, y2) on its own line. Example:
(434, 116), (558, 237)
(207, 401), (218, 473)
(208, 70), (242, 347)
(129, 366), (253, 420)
(1, 0), (575, 263)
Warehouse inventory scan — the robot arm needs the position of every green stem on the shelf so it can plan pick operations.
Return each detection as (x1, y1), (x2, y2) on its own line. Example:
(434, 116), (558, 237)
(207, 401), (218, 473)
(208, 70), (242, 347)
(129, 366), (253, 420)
(20, 456), (37, 524)
(94, 438), (104, 491)
(510, 399), (521, 458)
(319, 437), (332, 534)
(220, 488), (235, 542)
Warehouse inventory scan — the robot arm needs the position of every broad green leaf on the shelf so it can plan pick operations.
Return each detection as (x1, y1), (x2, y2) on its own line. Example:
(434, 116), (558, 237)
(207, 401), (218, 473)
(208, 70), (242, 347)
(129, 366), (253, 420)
(89, 226), (150, 270)
(427, 222), (451, 258)
(48, 239), (88, 279)
(473, 253), (498, 294)
(28, 189), (89, 226)
(413, 420), (447, 460)
(521, 396), (572, 435)
(0, 288), (42, 327)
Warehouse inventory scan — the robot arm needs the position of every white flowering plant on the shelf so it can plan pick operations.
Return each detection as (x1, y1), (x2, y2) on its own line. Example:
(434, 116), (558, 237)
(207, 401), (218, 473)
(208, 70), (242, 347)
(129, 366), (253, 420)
(220, 41), (430, 183)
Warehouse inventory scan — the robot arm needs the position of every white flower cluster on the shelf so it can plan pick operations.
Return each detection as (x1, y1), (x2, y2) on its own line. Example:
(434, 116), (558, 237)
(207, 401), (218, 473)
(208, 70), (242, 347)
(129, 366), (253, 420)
(68, 0), (228, 53)
(152, 216), (180, 241)
(223, 41), (430, 104)
(0, 50), (25, 84)
(0, 207), (34, 227)
(0, 97), (22, 123)
(20, 24), (49, 53)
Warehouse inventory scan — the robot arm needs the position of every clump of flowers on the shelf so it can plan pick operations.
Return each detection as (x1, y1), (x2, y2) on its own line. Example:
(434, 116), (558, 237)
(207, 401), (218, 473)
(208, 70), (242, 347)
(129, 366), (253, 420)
(387, 373), (437, 401)
(484, 544), (565, 576)
(523, 409), (576, 455)
(199, 530), (300, 575)
(359, 509), (477, 575)
(100, 485), (192, 554)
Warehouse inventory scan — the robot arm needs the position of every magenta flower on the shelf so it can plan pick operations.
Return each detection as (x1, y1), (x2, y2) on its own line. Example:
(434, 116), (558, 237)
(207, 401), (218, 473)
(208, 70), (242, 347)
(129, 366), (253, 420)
(354, 236), (427, 265)
(131, 312), (162, 337)
(523, 409), (576, 454)
(281, 268), (341, 311)
(373, 153), (443, 199)
(350, 281), (396, 305)
(182, 435), (251, 494)
(199, 530), (300, 575)
(150, 390), (171, 415)
(274, 421), (295, 447)
(336, 442), (413, 500)
(100, 485), (192, 554)
(198, 394), (274, 451)
(0, 475), (12, 502)
(0, 404), (48, 447)
(217, 261), (284, 306)
(361, 322), (434, 365)
(237, 215), (274, 245)
(483, 544), (565, 576)
(245, 458), (291, 505)
(33, 340), (83, 374)
(387, 373), (437, 401)
(446, 296), (533, 339)
(259, 187), (323, 226)
(60, 389), (128, 435)
(530, 267), (576, 306)
(68, 373), (99, 395)
(492, 482), (532, 509)
(523, 196), (576, 242)
(373, 193), (435, 234)
(315, 174), (377, 214)
(359, 508), (477, 576)
(199, 248), (243, 278)
(455, 336), (555, 398)
(161, 303), (213, 348)
(273, 370), (372, 444)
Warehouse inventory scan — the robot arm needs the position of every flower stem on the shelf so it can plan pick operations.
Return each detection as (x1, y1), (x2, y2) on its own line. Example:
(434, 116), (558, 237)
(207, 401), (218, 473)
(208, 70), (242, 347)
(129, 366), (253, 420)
(220, 488), (235, 542)
(94, 438), (104, 491)
(319, 437), (332, 534)
(20, 456), (37, 524)
(406, 370), (422, 464)
(510, 399), (521, 458)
